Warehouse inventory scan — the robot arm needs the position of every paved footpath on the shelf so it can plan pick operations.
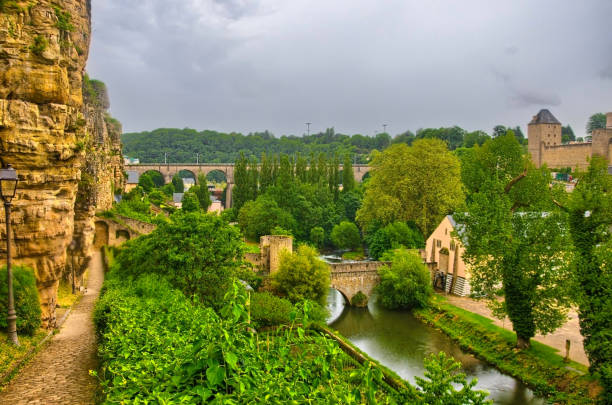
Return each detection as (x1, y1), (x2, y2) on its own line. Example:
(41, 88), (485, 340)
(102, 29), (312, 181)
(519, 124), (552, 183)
(444, 294), (589, 366)
(0, 251), (104, 405)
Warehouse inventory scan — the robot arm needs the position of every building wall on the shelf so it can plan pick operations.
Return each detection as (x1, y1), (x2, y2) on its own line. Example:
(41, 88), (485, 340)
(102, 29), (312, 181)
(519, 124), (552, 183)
(424, 216), (467, 280)
(540, 143), (593, 170)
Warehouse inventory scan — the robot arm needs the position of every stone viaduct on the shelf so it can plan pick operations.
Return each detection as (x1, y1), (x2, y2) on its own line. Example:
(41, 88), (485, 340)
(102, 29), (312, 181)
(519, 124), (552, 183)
(329, 261), (389, 306)
(124, 163), (372, 208)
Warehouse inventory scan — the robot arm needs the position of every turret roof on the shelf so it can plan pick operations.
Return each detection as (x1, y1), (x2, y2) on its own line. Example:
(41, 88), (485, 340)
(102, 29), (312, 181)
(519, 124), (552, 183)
(529, 109), (561, 125)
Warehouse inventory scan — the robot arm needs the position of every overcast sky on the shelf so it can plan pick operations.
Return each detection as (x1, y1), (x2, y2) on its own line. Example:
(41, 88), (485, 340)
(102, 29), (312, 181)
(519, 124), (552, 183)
(88, 0), (612, 138)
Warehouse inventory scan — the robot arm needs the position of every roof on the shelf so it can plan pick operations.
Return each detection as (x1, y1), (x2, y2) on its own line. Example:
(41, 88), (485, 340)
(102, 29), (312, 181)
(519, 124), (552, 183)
(126, 171), (139, 184)
(529, 109), (561, 125)
(172, 193), (184, 203)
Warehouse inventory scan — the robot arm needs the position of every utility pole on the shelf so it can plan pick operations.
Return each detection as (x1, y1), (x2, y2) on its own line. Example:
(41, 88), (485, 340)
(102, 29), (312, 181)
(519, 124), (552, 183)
(305, 122), (311, 136)
(383, 124), (388, 134)
(164, 152), (167, 165)
(196, 153), (199, 165)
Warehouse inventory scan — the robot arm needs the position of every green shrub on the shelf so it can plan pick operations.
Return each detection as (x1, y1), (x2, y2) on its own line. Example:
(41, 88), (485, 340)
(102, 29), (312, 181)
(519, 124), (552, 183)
(52, 5), (74, 32)
(250, 291), (294, 328)
(366, 221), (424, 260)
(272, 245), (330, 305)
(310, 226), (325, 248)
(30, 35), (48, 56)
(375, 249), (432, 310)
(350, 291), (368, 307)
(330, 221), (361, 250)
(114, 211), (244, 309)
(94, 275), (407, 403)
(0, 266), (41, 335)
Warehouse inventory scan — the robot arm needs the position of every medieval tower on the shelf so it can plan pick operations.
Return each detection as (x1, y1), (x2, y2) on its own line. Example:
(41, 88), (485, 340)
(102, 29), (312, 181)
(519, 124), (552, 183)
(528, 109), (612, 170)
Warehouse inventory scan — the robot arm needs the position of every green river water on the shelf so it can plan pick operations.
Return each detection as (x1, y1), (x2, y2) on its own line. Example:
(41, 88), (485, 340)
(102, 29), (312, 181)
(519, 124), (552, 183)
(327, 289), (546, 405)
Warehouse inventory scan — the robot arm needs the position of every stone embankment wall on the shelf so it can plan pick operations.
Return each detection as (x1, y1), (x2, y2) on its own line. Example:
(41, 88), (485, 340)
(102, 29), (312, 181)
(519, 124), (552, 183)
(0, 0), (93, 327)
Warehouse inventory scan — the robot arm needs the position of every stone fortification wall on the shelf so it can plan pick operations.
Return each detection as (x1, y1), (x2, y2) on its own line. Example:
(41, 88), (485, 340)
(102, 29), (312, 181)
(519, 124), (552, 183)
(540, 143), (594, 170)
(0, 0), (92, 327)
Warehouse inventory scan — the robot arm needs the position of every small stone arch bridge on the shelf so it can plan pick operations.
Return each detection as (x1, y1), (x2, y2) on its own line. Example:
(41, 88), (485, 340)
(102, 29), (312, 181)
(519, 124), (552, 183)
(329, 261), (389, 306)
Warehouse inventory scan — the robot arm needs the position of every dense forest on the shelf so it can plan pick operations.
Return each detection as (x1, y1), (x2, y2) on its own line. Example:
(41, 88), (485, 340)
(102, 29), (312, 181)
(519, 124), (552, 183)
(121, 125), (530, 164)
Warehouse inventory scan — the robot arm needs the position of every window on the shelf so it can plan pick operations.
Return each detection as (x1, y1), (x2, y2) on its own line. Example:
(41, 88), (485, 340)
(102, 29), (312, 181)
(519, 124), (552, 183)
(445, 228), (448, 235)
(450, 241), (455, 251)
(436, 240), (441, 248)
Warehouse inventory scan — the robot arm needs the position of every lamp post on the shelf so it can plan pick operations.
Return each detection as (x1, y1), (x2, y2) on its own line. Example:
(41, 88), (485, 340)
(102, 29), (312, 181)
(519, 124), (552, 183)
(0, 164), (19, 346)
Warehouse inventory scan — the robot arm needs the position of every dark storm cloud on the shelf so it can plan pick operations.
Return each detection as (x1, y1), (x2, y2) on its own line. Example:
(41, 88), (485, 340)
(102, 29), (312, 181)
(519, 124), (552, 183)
(88, 0), (612, 139)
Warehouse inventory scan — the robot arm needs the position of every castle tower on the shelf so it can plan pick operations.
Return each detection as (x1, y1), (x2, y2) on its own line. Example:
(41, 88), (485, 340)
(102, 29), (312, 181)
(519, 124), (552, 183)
(591, 112), (612, 162)
(528, 109), (562, 168)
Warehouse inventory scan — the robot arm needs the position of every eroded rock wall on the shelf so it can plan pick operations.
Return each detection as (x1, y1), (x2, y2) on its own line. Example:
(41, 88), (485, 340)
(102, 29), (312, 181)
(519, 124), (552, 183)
(68, 77), (124, 288)
(0, 0), (91, 327)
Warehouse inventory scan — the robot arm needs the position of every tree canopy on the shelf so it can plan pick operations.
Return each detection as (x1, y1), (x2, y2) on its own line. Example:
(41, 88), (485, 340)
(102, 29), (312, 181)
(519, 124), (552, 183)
(586, 112), (607, 135)
(456, 132), (573, 348)
(357, 139), (464, 236)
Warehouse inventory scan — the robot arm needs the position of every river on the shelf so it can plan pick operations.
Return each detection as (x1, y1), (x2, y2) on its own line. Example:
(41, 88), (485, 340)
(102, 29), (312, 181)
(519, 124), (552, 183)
(326, 289), (546, 405)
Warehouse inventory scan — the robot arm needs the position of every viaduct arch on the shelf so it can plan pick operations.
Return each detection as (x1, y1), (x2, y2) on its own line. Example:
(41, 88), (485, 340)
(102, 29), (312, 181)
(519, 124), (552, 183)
(125, 163), (371, 208)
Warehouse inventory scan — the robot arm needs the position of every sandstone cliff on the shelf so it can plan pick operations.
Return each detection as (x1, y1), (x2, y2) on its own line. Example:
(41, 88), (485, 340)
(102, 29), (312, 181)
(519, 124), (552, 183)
(0, 0), (92, 327)
(68, 76), (124, 290)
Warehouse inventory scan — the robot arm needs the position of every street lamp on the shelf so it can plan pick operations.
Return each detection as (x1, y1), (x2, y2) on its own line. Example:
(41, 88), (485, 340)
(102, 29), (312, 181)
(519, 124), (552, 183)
(0, 164), (19, 346)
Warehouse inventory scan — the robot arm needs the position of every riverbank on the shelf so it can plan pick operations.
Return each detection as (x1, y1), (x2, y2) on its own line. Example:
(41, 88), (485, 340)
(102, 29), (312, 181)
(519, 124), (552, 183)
(414, 295), (600, 403)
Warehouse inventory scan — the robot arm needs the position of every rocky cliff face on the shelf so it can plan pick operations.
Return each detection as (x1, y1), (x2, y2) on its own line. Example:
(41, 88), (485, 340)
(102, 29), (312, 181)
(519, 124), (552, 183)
(68, 76), (124, 288)
(0, 0), (93, 327)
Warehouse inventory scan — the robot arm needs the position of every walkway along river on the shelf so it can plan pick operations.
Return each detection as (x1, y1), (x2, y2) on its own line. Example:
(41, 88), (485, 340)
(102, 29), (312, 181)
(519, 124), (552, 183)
(326, 289), (546, 405)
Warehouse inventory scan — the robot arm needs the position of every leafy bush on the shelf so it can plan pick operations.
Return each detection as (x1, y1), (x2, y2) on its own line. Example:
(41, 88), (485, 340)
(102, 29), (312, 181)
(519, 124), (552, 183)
(238, 196), (296, 241)
(272, 245), (330, 305)
(94, 274), (408, 403)
(181, 192), (199, 212)
(0, 266), (41, 335)
(30, 35), (48, 56)
(366, 221), (425, 260)
(114, 211), (244, 309)
(351, 291), (368, 307)
(375, 249), (432, 310)
(330, 221), (361, 250)
(415, 352), (491, 404)
(310, 226), (325, 248)
(250, 291), (294, 328)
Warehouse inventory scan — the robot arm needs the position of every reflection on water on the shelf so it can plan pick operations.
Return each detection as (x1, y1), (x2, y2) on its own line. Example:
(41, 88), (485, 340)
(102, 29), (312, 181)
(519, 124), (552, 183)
(327, 289), (545, 405)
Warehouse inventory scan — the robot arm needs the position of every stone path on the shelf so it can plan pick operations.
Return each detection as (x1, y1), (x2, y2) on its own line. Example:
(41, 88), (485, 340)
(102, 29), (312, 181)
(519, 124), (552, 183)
(444, 294), (589, 365)
(0, 251), (103, 405)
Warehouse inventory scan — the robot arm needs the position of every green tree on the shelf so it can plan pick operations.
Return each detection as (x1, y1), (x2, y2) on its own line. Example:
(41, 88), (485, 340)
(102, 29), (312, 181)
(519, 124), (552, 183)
(114, 211), (244, 308)
(375, 249), (432, 310)
(148, 190), (166, 207)
(309, 226), (325, 248)
(330, 221), (361, 250)
(272, 245), (330, 304)
(171, 174), (184, 193)
(342, 154), (355, 192)
(160, 183), (175, 197)
(416, 352), (491, 405)
(357, 139), (464, 236)
(144, 171), (165, 188)
(463, 130), (490, 148)
(492, 125), (507, 138)
(561, 125), (576, 144)
(193, 174), (212, 211)
(457, 132), (573, 348)
(232, 153), (249, 212)
(586, 112), (607, 135)
(138, 173), (154, 193)
(238, 196), (296, 241)
(565, 157), (612, 400)
(366, 221), (424, 260)
(181, 192), (199, 212)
